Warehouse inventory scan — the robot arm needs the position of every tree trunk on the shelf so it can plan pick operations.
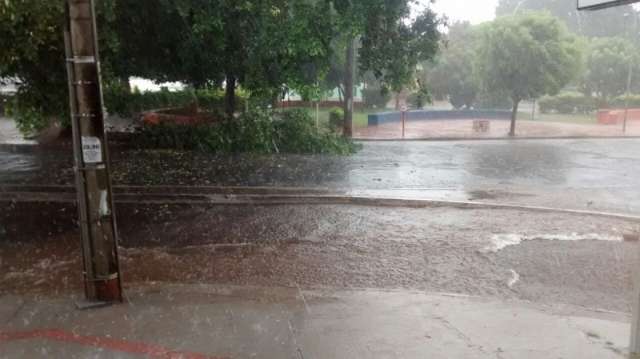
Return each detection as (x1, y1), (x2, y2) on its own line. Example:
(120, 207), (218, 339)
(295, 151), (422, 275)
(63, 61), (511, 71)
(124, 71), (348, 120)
(120, 76), (131, 93)
(225, 74), (236, 118)
(343, 38), (355, 138)
(510, 98), (520, 137)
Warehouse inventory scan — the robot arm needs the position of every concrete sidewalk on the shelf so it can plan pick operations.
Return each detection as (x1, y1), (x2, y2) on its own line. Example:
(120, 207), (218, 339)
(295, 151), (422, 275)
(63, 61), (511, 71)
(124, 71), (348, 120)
(0, 285), (631, 358)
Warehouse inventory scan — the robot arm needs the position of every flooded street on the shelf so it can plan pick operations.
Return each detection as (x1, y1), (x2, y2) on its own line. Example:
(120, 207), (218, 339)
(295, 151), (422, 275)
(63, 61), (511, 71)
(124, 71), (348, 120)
(2, 139), (640, 357)
(2, 139), (640, 312)
(2, 138), (640, 214)
(2, 202), (638, 313)
(4, 0), (640, 355)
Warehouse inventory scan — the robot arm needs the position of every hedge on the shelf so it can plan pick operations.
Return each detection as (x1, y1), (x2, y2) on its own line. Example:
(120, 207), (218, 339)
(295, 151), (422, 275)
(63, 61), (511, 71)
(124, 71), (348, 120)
(610, 94), (640, 108)
(104, 85), (247, 118)
(138, 108), (360, 155)
(538, 93), (598, 114)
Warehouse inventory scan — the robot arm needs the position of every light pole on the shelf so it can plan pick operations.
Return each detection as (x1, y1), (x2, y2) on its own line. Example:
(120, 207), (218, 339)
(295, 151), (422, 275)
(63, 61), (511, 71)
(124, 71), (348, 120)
(623, 11), (638, 134)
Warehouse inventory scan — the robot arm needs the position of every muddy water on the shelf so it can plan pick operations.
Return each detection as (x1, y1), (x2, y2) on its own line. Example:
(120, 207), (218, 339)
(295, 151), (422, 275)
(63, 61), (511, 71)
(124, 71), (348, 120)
(1, 202), (638, 312)
(3, 139), (640, 215)
(0, 152), (39, 183)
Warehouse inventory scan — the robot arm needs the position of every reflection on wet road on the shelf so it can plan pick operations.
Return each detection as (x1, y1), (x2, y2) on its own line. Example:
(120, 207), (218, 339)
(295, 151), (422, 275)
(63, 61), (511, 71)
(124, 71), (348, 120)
(0, 152), (39, 183)
(1, 138), (639, 214)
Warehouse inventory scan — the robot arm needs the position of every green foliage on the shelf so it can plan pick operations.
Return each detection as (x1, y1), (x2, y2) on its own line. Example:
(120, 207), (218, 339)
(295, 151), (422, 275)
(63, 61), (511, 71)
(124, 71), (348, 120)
(362, 88), (390, 109)
(496, 0), (635, 38)
(610, 94), (640, 108)
(359, 5), (443, 93)
(475, 91), (512, 110)
(0, 0), (123, 135)
(138, 109), (359, 155)
(328, 107), (345, 130)
(424, 22), (479, 109)
(0, 0), (68, 135)
(1, 0), (442, 137)
(276, 109), (358, 154)
(538, 92), (599, 114)
(408, 86), (432, 109)
(6, 99), (50, 135)
(476, 12), (581, 104)
(476, 12), (582, 135)
(115, 0), (335, 115)
(580, 37), (639, 101)
(103, 85), (248, 118)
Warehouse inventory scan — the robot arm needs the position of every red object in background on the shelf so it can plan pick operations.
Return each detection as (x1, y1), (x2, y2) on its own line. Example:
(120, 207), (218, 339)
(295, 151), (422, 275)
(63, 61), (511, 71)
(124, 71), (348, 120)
(142, 109), (212, 127)
(597, 110), (618, 125)
(142, 112), (161, 126)
(597, 108), (640, 125)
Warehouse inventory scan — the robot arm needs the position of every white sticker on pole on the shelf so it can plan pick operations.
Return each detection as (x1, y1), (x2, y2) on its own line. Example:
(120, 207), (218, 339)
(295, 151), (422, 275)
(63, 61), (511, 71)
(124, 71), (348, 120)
(81, 136), (103, 163)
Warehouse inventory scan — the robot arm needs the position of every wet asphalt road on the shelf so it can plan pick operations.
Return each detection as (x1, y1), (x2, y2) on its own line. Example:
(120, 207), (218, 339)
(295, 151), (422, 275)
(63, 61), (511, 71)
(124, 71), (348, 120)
(3, 140), (640, 314)
(2, 202), (638, 312)
(1, 138), (639, 214)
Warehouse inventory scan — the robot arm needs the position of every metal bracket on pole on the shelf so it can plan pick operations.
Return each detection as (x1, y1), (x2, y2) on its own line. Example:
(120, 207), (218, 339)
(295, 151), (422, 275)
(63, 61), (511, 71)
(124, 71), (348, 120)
(66, 56), (97, 64)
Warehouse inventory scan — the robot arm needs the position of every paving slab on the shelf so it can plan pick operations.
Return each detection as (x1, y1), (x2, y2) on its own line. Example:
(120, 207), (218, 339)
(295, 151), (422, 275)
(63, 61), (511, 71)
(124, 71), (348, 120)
(0, 285), (631, 358)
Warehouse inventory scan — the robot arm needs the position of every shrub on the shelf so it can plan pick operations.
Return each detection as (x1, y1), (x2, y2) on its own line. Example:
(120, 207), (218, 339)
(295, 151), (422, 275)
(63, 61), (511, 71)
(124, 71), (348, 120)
(275, 109), (359, 154)
(7, 86), (69, 136)
(138, 109), (360, 155)
(328, 107), (344, 130)
(408, 87), (432, 109)
(537, 95), (556, 114)
(610, 94), (640, 108)
(538, 92), (598, 114)
(362, 88), (391, 109)
(104, 85), (247, 118)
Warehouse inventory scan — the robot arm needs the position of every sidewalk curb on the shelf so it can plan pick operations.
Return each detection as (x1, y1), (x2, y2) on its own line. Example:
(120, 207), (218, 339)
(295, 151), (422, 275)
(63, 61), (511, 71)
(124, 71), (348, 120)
(355, 135), (640, 142)
(2, 185), (639, 221)
(2, 136), (640, 153)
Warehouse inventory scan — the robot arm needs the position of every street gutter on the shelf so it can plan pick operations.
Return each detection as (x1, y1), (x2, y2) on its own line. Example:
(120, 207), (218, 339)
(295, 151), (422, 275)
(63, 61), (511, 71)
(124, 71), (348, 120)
(2, 185), (639, 222)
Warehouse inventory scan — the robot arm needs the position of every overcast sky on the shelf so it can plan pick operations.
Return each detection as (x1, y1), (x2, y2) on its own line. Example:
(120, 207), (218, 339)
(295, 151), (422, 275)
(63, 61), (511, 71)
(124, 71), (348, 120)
(428, 0), (499, 24)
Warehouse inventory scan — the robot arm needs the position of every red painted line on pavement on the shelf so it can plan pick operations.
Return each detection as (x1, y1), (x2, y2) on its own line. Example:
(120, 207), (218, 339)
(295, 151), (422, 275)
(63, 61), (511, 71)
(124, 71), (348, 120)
(0, 329), (229, 359)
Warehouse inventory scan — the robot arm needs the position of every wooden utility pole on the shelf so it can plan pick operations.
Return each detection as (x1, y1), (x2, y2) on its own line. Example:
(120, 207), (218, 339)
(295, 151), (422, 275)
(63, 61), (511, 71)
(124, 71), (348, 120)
(64, 0), (122, 303)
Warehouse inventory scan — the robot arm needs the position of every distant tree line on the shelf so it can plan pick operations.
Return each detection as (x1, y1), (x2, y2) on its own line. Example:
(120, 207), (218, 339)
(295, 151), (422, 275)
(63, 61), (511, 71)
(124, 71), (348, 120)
(0, 0), (443, 136)
(419, 2), (640, 136)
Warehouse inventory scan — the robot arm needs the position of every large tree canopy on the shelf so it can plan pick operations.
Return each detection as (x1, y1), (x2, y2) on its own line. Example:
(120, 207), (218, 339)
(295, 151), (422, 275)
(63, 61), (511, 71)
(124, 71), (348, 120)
(580, 37), (639, 102)
(332, 0), (442, 135)
(476, 12), (581, 136)
(0, 0), (119, 134)
(358, 4), (441, 93)
(496, 0), (637, 38)
(115, 0), (336, 115)
(1, 0), (442, 135)
(423, 22), (479, 109)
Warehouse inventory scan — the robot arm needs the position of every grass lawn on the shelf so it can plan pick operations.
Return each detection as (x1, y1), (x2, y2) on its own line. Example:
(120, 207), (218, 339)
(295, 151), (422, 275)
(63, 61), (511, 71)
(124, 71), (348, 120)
(518, 112), (598, 125)
(307, 108), (379, 128)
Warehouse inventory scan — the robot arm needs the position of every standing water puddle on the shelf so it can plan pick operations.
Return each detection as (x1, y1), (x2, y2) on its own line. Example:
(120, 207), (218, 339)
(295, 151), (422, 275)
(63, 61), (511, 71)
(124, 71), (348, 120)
(484, 233), (623, 253)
